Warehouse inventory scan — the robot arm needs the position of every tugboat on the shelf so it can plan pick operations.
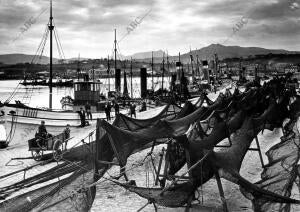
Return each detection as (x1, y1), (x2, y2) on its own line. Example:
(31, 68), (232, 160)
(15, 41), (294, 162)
(61, 74), (107, 111)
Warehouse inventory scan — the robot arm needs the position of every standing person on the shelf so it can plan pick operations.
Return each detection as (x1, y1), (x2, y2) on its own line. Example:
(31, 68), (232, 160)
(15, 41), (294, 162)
(85, 102), (92, 120)
(105, 102), (111, 121)
(108, 101), (112, 120)
(114, 101), (119, 117)
(78, 107), (86, 127)
(63, 124), (71, 139)
(140, 100), (146, 112)
(130, 103), (136, 118)
(142, 101), (146, 111)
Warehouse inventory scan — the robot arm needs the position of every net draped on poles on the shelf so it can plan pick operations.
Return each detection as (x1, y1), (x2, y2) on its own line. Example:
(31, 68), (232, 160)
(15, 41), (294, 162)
(96, 77), (300, 210)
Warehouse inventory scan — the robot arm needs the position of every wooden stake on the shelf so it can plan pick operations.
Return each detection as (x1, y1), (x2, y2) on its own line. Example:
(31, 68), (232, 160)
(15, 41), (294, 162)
(155, 148), (165, 186)
(161, 142), (170, 187)
(160, 151), (211, 195)
(255, 136), (265, 168)
(107, 133), (129, 181)
(215, 171), (228, 212)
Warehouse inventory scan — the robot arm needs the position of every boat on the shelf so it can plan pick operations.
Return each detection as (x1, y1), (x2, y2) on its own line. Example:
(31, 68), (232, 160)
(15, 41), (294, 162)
(20, 78), (47, 86)
(0, 1), (110, 146)
(20, 78), (73, 87)
(60, 55), (107, 112)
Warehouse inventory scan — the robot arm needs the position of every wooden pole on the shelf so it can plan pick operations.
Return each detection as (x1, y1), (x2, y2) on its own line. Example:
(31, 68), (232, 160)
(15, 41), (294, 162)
(155, 147), (165, 185)
(107, 133), (129, 181)
(48, 0), (54, 109)
(108, 55), (110, 92)
(215, 171), (229, 212)
(130, 57), (133, 99)
(114, 29), (119, 93)
(151, 51), (154, 91)
(255, 136), (265, 168)
(162, 53), (165, 96)
(160, 150), (212, 195)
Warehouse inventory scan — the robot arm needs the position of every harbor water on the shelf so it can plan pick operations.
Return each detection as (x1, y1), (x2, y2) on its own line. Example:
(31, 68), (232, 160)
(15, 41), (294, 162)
(0, 77), (171, 109)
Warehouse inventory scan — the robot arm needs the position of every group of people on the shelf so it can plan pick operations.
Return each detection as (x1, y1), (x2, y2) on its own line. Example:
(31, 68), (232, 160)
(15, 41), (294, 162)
(78, 100), (145, 124)
(35, 121), (70, 146)
(104, 101), (120, 121)
(104, 100), (139, 120)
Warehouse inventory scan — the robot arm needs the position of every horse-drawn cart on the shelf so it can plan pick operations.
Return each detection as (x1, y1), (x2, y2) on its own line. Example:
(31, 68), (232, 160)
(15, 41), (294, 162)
(28, 131), (70, 161)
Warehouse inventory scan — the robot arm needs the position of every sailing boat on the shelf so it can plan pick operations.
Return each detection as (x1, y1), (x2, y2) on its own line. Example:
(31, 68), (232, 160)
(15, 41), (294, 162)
(0, 1), (109, 146)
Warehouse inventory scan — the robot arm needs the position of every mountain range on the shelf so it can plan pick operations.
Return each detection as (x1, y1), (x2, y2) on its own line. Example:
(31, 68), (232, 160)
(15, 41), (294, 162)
(0, 44), (298, 65)
(0, 54), (59, 65)
(182, 44), (298, 61)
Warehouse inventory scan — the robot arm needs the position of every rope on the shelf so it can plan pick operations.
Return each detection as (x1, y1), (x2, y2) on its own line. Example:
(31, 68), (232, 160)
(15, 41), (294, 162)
(145, 160), (150, 188)
(5, 109), (19, 145)
(21, 85), (35, 105)
(53, 20), (66, 60)
(0, 159), (53, 180)
(31, 25), (49, 64)
(3, 82), (21, 103)
(50, 144), (165, 205)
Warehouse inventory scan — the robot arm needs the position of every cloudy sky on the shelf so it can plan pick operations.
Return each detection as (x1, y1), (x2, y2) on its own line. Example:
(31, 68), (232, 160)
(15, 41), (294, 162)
(0, 0), (299, 59)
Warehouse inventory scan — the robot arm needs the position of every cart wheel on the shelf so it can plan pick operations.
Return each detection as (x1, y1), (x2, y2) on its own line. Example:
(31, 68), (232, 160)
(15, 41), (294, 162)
(53, 140), (63, 161)
(31, 150), (43, 161)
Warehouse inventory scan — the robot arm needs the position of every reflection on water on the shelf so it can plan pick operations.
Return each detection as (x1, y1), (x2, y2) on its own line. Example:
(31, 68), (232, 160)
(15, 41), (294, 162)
(0, 77), (171, 109)
(0, 80), (73, 109)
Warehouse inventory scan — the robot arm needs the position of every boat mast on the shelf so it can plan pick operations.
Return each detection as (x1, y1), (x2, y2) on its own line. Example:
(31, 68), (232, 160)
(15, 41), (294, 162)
(107, 55), (110, 92)
(214, 53), (218, 82)
(92, 64), (95, 82)
(162, 53), (165, 95)
(196, 54), (199, 77)
(130, 57), (133, 99)
(167, 51), (169, 73)
(77, 53), (80, 80)
(190, 47), (194, 82)
(151, 51), (154, 90)
(114, 29), (119, 93)
(48, 0), (54, 109)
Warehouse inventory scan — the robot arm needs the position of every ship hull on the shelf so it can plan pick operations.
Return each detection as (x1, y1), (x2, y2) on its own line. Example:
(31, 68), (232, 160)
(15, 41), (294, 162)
(0, 105), (109, 146)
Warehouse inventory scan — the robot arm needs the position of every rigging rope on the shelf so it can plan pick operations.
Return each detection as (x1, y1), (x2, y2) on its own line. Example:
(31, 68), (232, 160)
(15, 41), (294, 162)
(31, 25), (49, 64)
(4, 82), (22, 104)
(53, 20), (66, 60)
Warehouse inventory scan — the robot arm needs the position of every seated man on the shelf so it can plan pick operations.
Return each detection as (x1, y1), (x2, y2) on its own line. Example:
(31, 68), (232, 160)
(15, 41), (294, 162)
(37, 120), (48, 138)
(35, 120), (50, 146)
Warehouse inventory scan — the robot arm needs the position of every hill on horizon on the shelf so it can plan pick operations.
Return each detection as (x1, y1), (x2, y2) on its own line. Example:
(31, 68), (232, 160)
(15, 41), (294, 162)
(0, 44), (299, 65)
(0, 54), (59, 65)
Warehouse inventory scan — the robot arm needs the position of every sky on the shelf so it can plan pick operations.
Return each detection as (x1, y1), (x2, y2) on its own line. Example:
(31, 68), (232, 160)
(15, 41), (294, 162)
(0, 0), (299, 59)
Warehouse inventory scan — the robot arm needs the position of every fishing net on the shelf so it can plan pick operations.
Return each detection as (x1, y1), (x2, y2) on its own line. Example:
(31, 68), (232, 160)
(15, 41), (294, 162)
(146, 80), (300, 209)
(249, 115), (300, 211)
(0, 130), (99, 211)
(113, 180), (196, 208)
(0, 168), (97, 212)
(96, 102), (198, 168)
(0, 161), (86, 199)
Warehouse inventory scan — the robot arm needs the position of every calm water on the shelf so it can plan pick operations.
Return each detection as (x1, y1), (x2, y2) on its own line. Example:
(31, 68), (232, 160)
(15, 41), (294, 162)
(0, 77), (171, 109)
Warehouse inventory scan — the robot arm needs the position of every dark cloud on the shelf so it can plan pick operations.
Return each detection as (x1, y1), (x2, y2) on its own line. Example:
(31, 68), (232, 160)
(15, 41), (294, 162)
(0, 0), (299, 58)
(248, 0), (300, 20)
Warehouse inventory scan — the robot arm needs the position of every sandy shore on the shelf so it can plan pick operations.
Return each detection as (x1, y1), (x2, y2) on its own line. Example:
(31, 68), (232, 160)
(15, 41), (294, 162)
(2, 85), (299, 212)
